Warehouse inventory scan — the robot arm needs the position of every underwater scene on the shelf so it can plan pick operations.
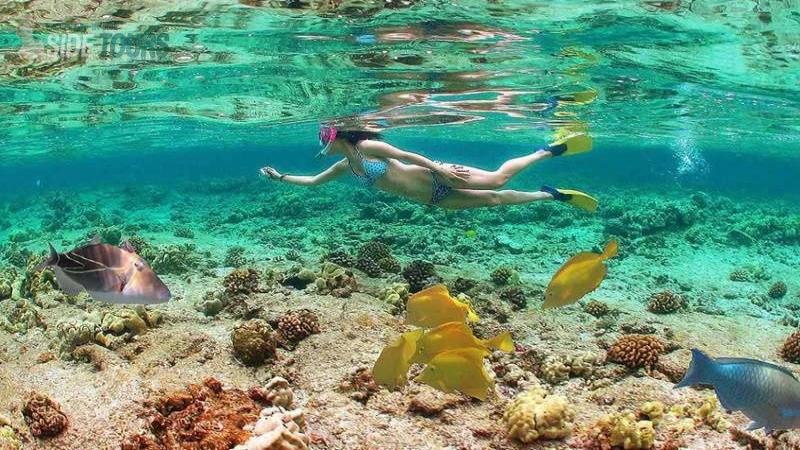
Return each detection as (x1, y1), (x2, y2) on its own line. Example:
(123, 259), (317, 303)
(1, 1), (800, 449)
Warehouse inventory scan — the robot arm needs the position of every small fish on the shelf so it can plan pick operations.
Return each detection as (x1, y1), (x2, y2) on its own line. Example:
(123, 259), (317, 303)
(372, 329), (424, 391)
(36, 237), (171, 304)
(405, 284), (479, 329)
(465, 229), (477, 239)
(676, 348), (800, 432)
(415, 347), (494, 401)
(411, 322), (513, 365)
(542, 240), (618, 309)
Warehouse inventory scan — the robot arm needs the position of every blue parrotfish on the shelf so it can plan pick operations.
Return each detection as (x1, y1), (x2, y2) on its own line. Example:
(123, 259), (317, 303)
(36, 237), (171, 304)
(676, 348), (800, 432)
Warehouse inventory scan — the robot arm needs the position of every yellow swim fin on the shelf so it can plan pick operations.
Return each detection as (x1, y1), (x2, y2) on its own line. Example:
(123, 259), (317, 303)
(541, 185), (598, 213)
(547, 133), (592, 157)
(556, 90), (597, 106)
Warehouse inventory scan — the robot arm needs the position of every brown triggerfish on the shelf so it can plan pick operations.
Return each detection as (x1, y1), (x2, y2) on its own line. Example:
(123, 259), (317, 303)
(36, 237), (171, 304)
(543, 240), (618, 309)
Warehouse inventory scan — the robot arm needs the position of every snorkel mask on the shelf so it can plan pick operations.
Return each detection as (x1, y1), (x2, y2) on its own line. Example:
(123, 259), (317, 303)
(317, 124), (337, 158)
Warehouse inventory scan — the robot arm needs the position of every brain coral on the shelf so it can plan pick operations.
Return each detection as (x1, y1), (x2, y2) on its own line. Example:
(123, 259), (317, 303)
(503, 385), (574, 443)
(232, 319), (277, 366)
(606, 334), (666, 369)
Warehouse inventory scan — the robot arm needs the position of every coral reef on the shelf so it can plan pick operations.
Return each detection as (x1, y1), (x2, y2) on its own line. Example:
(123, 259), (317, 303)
(781, 329), (800, 363)
(314, 262), (357, 298)
(121, 378), (266, 449)
(225, 246), (249, 267)
(173, 226), (194, 239)
(355, 241), (393, 277)
(540, 351), (600, 384)
(232, 319), (277, 366)
(604, 198), (702, 238)
(280, 267), (316, 290)
(337, 368), (380, 404)
(0, 419), (22, 450)
(585, 300), (610, 317)
(499, 286), (527, 311)
(378, 282), (410, 314)
(728, 269), (751, 282)
(768, 281), (787, 299)
(377, 256), (401, 274)
(577, 412), (655, 449)
(503, 385), (574, 443)
(55, 307), (160, 357)
(276, 309), (320, 349)
(225, 268), (262, 295)
(22, 393), (68, 438)
(646, 291), (685, 314)
(20, 256), (57, 301)
(606, 334), (666, 369)
(150, 243), (200, 275)
(449, 276), (478, 296)
(490, 266), (516, 285)
(323, 249), (355, 268)
(233, 407), (308, 450)
(196, 290), (228, 316)
(402, 260), (439, 293)
(253, 377), (294, 410)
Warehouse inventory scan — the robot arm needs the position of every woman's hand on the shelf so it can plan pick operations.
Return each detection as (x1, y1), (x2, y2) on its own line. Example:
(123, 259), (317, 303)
(437, 164), (471, 185)
(259, 166), (281, 180)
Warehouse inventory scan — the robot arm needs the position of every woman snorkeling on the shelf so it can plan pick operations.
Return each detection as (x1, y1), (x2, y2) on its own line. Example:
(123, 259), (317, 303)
(260, 125), (598, 211)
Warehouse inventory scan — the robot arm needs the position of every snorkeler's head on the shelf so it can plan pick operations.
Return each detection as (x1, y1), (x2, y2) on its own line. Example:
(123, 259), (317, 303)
(317, 124), (383, 158)
(317, 124), (338, 158)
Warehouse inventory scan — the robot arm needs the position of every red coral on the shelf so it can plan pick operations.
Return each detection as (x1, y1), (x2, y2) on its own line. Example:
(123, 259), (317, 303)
(121, 378), (268, 450)
(606, 334), (666, 369)
(22, 393), (68, 438)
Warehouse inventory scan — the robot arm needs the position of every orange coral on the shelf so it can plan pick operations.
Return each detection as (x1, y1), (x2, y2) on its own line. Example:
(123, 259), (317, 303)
(607, 334), (666, 369)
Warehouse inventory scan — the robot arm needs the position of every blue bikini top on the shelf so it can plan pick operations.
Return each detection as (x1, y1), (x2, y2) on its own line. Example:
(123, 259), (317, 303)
(349, 147), (388, 187)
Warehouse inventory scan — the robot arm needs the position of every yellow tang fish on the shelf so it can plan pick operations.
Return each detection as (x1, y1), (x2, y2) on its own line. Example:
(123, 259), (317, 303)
(543, 240), (618, 309)
(411, 322), (513, 365)
(372, 329), (424, 391)
(405, 284), (479, 329)
(414, 347), (494, 401)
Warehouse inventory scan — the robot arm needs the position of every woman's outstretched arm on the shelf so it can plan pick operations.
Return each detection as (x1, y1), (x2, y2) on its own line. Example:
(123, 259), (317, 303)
(260, 160), (348, 186)
(358, 140), (469, 183)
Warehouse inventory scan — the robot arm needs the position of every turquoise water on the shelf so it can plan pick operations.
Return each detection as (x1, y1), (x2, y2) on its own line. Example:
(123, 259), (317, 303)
(1, 1), (800, 449)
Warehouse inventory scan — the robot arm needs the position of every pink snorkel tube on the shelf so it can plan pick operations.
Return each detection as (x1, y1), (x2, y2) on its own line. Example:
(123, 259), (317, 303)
(317, 124), (337, 158)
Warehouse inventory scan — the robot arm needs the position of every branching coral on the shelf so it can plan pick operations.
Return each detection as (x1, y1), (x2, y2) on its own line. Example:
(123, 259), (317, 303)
(500, 286), (527, 311)
(646, 291), (685, 314)
(769, 281), (788, 299)
(232, 319), (277, 366)
(22, 393), (68, 438)
(276, 310), (320, 349)
(503, 385), (574, 443)
(323, 249), (355, 268)
(606, 334), (666, 369)
(781, 329), (800, 363)
(224, 246), (249, 267)
(355, 241), (393, 277)
(490, 266), (517, 285)
(585, 300), (610, 317)
(224, 268), (262, 295)
(402, 260), (439, 293)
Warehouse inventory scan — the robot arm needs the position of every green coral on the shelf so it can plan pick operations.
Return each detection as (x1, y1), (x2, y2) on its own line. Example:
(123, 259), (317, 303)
(223, 246), (249, 267)
(604, 198), (702, 238)
(378, 283), (410, 314)
(491, 266), (517, 285)
(20, 255), (57, 301)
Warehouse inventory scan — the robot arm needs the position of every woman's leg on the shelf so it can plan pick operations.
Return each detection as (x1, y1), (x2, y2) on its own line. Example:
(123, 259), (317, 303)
(435, 188), (553, 210)
(441, 149), (552, 190)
